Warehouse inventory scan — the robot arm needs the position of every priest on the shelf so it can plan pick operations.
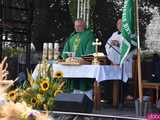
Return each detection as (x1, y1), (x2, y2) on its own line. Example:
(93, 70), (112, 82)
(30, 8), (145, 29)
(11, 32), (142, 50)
(61, 19), (96, 100)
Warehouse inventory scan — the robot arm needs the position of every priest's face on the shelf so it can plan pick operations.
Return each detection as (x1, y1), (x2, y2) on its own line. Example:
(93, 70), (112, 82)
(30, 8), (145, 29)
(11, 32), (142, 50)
(74, 20), (85, 32)
(117, 19), (122, 32)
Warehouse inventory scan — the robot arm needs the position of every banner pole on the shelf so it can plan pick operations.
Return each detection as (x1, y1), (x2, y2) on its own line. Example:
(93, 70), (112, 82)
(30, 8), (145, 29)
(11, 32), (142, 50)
(135, 0), (143, 102)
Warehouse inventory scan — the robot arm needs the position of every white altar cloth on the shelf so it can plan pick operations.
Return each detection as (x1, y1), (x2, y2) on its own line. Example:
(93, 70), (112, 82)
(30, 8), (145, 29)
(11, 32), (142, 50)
(32, 64), (128, 83)
(51, 64), (128, 83)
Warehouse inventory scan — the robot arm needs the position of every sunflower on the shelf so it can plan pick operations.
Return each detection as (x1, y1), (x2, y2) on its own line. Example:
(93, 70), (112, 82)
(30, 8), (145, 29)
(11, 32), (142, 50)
(8, 90), (16, 101)
(31, 97), (37, 105)
(54, 71), (64, 79)
(37, 94), (42, 100)
(40, 80), (49, 91)
(36, 94), (45, 103)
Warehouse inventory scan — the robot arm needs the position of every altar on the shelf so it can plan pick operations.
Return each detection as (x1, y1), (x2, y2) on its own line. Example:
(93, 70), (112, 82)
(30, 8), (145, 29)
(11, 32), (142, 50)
(54, 64), (128, 108)
(32, 63), (128, 109)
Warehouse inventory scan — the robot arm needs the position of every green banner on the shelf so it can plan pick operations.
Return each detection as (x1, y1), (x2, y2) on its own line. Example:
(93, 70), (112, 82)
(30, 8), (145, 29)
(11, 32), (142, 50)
(120, 0), (137, 65)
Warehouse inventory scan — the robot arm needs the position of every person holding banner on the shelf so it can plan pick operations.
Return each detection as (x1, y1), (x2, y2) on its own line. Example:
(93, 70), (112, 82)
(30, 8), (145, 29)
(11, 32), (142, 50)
(105, 18), (123, 65)
(105, 18), (135, 100)
(105, 18), (135, 78)
(61, 19), (96, 100)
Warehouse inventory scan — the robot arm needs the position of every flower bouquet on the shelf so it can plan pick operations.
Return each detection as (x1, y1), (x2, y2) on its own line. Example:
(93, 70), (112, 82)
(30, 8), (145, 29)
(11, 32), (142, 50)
(0, 57), (53, 120)
(7, 60), (65, 111)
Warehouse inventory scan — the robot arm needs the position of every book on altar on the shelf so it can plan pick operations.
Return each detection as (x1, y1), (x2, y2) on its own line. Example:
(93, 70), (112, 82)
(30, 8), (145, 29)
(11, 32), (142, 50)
(81, 52), (112, 65)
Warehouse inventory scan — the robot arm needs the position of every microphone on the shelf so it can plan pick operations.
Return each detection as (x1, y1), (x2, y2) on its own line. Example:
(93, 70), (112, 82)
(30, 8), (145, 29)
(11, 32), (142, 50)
(96, 30), (103, 39)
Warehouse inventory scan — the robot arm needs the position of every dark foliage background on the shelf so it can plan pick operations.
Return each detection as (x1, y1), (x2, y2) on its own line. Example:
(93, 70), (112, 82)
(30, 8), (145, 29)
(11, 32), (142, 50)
(32, 0), (73, 51)
(1, 0), (160, 52)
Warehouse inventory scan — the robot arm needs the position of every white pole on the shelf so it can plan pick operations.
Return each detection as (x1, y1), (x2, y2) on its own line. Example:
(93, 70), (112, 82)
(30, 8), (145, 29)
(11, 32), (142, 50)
(82, 0), (84, 20)
(80, 0), (83, 18)
(84, 0), (86, 22)
(77, 0), (80, 19)
(86, 0), (90, 28)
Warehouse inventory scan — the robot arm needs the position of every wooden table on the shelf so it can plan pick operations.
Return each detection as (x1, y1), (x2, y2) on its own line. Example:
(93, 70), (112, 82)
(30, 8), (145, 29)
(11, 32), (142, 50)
(94, 80), (120, 109)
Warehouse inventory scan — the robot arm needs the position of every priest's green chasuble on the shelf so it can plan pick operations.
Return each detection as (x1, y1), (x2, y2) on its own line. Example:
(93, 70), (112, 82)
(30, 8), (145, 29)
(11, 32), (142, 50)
(62, 29), (96, 91)
(62, 30), (95, 59)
